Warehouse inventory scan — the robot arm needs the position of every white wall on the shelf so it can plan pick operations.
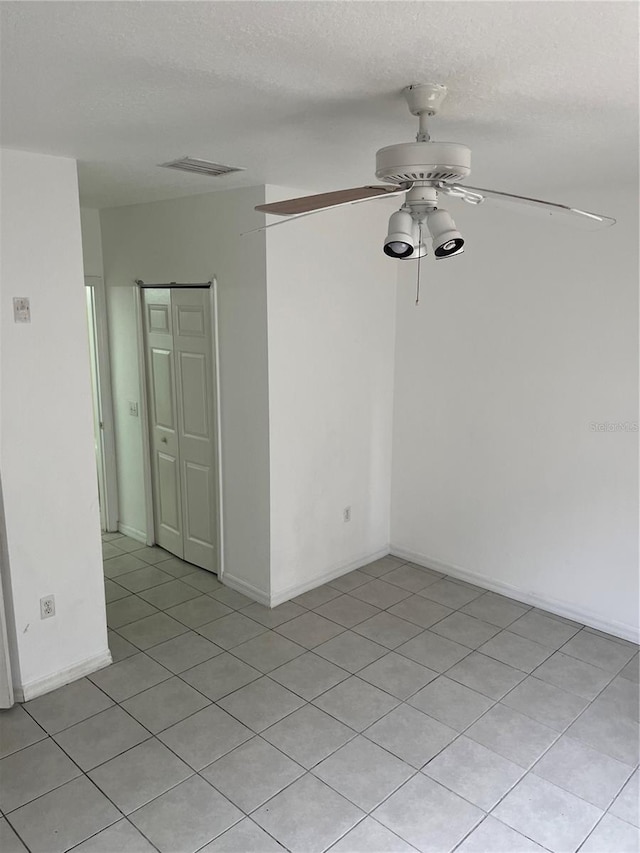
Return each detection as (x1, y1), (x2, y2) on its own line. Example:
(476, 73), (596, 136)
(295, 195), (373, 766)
(80, 208), (104, 277)
(391, 189), (639, 641)
(99, 186), (399, 605)
(0, 149), (109, 698)
(99, 187), (272, 598)
(266, 191), (398, 601)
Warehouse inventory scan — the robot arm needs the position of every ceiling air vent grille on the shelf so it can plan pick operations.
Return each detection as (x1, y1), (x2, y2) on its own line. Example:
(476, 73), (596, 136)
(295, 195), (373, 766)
(159, 157), (245, 178)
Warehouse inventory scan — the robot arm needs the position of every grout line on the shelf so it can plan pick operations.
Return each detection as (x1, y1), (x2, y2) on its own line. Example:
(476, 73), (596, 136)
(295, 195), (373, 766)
(2, 742), (130, 843)
(438, 628), (638, 847)
(575, 797), (640, 853)
(65, 817), (164, 853)
(188, 812), (287, 853)
(91, 559), (640, 769)
(101, 596), (626, 843)
(7, 548), (637, 853)
(18, 676), (249, 850)
(450, 814), (555, 853)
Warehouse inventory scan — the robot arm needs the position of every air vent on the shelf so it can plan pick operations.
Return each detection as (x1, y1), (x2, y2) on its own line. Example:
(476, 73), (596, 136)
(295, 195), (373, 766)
(159, 157), (245, 178)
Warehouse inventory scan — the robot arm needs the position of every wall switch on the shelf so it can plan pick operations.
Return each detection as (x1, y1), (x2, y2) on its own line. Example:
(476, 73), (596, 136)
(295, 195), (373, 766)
(128, 401), (139, 417)
(13, 297), (31, 323)
(40, 595), (56, 619)
(343, 506), (352, 523)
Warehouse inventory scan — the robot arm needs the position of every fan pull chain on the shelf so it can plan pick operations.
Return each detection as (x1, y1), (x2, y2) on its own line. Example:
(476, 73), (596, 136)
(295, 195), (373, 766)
(415, 223), (422, 305)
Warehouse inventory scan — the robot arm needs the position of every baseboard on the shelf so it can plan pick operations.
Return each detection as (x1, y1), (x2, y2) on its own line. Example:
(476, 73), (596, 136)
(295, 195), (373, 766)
(390, 545), (640, 645)
(223, 573), (271, 607)
(270, 545), (391, 608)
(117, 523), (147, 544)
(15, 649), (113, 703)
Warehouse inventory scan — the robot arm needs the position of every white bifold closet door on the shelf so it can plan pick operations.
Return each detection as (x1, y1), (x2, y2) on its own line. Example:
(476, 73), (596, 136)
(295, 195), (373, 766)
(143, 288), (217, 573)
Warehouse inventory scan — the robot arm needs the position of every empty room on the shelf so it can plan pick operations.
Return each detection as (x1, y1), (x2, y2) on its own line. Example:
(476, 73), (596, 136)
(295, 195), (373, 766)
(0, 2), (638, 852)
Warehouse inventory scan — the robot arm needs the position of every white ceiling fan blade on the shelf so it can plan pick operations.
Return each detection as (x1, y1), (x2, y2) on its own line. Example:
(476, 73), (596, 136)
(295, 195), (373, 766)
(439, 183), (616, 230)
(255, 185), (402, 216)
(244, 185), (407, 235)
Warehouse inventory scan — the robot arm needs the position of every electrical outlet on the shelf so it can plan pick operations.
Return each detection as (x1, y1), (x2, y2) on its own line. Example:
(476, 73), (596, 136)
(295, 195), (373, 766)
(343, 506), (352, 523)
(40, 595), (55, 619)
(13, 297), (31, 323)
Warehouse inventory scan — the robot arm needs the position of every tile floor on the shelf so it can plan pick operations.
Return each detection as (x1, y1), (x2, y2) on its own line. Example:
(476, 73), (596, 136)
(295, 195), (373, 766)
(1, 534), (638, 853)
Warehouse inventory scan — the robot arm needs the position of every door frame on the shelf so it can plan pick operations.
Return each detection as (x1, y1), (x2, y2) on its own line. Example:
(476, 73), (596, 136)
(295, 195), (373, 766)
(0, 474), (15, 708)
(85, 276), (119, 532)
(135, 279), (224, 578)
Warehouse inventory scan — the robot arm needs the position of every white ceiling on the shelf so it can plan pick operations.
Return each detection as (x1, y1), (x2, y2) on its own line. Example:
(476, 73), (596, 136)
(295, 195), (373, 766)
(1, 1), (637, 209)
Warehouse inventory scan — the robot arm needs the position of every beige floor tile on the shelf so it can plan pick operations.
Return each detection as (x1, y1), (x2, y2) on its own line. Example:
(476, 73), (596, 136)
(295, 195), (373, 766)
(466, 703), (558, 768)
(262, 705), (355, 769)
(357, 652), (437, 700)
(217, 677), (305, 732)
(121, 676), (211, 733)
(364, 704), (457, 768)
(201, 737), (304, 812)
(313, 736), (413, 812)
(158, 706), (252, 771)
(372, 774), (483, 852)
(455, 816), (547, 852)
(408, 675), (493, 731)
(533, 735), (632, 809)
(253, 774), (363, 852)
(0, 738), (81, 813)
(200, 818), (286, 852)
(269, 651), (350, 700)
(8, 777), (120, 853)
(0, 705), (46, 759)
(88, 738), (192, 813)
(53, 706), (150, 771)
(424, 735), (523, 810)
(71, 819), (157, 853)
(145, 630), (222, 673)
(313, 676), (399, 731)
(129, 775), (242, 853)
(23, 678), (113, 734)
(493, 774), (602, 852)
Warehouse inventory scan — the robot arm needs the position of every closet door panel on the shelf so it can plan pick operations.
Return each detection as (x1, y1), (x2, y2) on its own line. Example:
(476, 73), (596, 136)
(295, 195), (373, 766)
(143, 289), (183, 558)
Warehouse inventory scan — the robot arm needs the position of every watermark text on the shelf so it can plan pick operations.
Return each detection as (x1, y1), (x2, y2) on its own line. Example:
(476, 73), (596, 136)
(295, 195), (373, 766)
(589, 422), (639, 432)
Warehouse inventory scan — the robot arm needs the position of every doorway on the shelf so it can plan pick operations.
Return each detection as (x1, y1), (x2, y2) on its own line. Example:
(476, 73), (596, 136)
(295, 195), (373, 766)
(85, 276), (119, 531)
(140, 286), (220, 575)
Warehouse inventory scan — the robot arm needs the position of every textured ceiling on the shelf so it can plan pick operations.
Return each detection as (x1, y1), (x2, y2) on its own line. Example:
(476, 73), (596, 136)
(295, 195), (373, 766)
(1, 1), (637, 209)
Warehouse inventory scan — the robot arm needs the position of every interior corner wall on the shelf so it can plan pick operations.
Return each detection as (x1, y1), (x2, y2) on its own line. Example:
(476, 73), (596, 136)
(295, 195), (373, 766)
(391, 188), (639, 641)
(0, 149), (109, 698)
(80, 208), (104, 278)
(265, 189), (398, 601)
(99, 186), (271, 600)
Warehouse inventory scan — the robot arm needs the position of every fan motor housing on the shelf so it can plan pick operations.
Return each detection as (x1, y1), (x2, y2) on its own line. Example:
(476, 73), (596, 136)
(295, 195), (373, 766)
(375, 141), (471, 185)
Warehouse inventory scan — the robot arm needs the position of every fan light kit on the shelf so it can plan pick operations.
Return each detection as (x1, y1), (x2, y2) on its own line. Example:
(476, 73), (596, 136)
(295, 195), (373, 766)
(254, 83), (616, 269)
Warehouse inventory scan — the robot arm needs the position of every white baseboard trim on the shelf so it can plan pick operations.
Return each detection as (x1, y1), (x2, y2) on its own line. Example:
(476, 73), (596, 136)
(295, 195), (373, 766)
(223, 573), (271, 607)
(390, 545), (640, 645)
(270, 545), (391, 608)
(117, 523), (147, 544)
(15, 649), (113, 703)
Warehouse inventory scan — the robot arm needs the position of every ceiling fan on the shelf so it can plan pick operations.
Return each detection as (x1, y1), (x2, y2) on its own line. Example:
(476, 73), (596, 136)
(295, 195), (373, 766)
(254, 83), (616, 261)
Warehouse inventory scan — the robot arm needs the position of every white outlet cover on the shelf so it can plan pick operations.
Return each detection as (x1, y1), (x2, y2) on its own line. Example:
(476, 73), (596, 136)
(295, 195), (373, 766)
(40, 595), (56, 619)
(13, 297), (31, 323)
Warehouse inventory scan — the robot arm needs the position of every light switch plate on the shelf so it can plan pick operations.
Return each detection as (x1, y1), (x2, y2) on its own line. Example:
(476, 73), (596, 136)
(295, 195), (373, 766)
(13, 297), (31, 323)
